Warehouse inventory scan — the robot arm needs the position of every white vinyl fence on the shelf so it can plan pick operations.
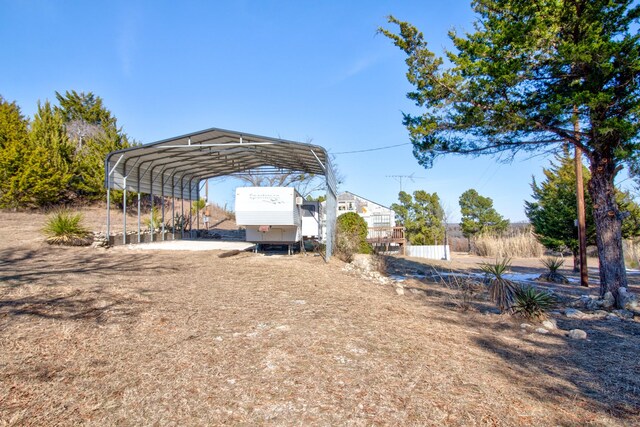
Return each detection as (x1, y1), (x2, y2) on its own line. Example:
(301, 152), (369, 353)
(406, 245), (451, 261)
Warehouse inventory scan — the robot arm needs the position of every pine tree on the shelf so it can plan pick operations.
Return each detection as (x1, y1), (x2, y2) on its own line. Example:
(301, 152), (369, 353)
(14, 101), (73, 207)
(459, 189), (509, 240)
(381, 1), (640, 303)
(54, 90), (131, 199)
(0, 97), (29, 208)
(391, 190), (445, 245)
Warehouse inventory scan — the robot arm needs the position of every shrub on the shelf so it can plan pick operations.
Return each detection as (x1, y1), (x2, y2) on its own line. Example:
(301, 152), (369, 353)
(435, 270), (483, 311)
(512, 286), (556, 320)
(335, 212), (372, 262)
(191, 198), (206, 215)
(480, 258), (519, 313)
(538, 257), (569, 283)
(42, 210), (92, 246)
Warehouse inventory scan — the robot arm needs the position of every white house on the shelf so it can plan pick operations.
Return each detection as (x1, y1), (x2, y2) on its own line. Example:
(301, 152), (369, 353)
(336, 191), (396, 230)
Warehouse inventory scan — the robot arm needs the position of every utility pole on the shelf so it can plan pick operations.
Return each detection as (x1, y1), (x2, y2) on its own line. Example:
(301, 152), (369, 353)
(574, 106), (589, 287)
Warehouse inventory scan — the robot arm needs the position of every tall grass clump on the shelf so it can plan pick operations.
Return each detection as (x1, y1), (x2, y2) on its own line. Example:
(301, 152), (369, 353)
(480, 258), (519, 313)
(43, 210), (92, 246)
(624, 238), (640, 269)
(474, 228), (544, 258)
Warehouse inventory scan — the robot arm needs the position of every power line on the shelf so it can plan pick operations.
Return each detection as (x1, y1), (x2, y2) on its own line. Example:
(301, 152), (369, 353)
(332, 142), (412, 155)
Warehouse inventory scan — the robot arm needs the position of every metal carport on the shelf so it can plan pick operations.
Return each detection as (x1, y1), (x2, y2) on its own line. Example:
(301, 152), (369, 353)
(104, 127), (338, 259)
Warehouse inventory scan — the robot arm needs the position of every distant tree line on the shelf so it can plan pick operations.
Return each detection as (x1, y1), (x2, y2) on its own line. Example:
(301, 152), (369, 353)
(0, 91), (132, 209)
(391, 158), (640, 255)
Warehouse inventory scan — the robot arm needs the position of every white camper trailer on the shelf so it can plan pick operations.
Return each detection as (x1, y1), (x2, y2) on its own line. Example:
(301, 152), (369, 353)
(236, 187), (321, 252)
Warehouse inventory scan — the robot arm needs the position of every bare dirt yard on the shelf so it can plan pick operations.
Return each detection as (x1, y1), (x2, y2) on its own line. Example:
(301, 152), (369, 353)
(1, 209), (639, 426)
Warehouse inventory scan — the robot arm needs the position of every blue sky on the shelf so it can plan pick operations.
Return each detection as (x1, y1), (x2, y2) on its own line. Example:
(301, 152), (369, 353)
(0, 0), (602, 222)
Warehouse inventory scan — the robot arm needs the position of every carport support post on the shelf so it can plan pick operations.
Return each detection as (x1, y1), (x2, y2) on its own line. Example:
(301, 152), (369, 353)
(122, 176), (127, 245)
(161, 174), (166, 241)
(106, 181), (111, 241)
(188, 178), (193, 239)
(171, 176), (175, 240)
(150, 170), (154, 242)
(180, 177), (184, 240)
(137, 167), (141, 243)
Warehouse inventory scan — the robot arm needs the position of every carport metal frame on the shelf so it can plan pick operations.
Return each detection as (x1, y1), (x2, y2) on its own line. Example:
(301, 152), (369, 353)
(105, 126), (338, 259)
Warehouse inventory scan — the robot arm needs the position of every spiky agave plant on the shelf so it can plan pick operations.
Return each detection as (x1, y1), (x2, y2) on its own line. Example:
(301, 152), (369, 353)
(512, 286), (557, 320)
(480, 258), (519, 313)
(539, 257), (569, 284)
(42, 210), (92, 246)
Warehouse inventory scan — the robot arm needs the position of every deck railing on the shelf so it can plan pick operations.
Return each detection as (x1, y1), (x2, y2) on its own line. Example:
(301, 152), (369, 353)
(366, 226), (405, 243)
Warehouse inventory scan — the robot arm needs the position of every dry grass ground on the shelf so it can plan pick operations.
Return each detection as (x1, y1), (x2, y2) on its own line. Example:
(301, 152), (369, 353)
(1, 209), (639, 426)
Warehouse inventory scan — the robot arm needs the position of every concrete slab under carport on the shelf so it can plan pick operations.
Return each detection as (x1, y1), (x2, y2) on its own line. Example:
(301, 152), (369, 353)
(125, 240), (255, 251)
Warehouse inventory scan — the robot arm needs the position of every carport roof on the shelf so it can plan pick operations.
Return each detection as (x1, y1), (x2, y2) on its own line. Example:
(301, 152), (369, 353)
(105, 126), (337, 198)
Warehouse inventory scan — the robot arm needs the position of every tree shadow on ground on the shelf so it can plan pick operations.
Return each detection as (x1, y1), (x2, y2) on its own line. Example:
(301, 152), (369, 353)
(0, 246), (178, 324)
(0, 286), (151, 326)
(435, 310), (640, 422)
(0, 247), (178, 288)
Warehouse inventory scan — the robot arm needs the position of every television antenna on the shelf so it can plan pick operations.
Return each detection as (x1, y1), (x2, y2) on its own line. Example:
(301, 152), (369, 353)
(386, 173), (427, 192)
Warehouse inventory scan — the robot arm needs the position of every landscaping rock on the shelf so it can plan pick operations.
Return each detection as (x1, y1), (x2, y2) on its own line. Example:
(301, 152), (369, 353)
(618, 287), (639, 313)
(568, 329), (587, 340)
(606, 314), (622, 322)
(592, 310), (609, 319)
(564, 308), (585, 319)
(520, 323), (532, 329)
(569, 295), (603, 310)
(602, 291), (615, 309)
(535, 328), (549, 334)
(612, 309), (634, 320)
(351, 254), (377, 272)
(395, 287), (405, 296)
(409, 288), (426, 296)
(542, 319), (557, 330)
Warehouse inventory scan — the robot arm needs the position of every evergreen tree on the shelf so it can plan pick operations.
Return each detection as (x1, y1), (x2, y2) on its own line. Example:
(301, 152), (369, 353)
(55, 90), (131, 199)
(381, 1), (640, 302)
(391, 190), (444, 245)
(526, 149), (640, 269)
(0, 96), (29, 208)
(15, 101), (73, 207)
(459, 189), (509, 240)
(526, 150), (595, 269)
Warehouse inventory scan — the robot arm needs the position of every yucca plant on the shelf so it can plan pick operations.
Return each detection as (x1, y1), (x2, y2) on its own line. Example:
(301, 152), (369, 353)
(480, 258), (519, 313)
(43, 210), (92, 246)
(539, 257), (569, 284)
(512, 286), (557, 320)
(143, 206), (162, 231)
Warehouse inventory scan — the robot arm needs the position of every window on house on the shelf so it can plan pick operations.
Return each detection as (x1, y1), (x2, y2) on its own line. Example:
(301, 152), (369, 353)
(373, 214), (391, 227)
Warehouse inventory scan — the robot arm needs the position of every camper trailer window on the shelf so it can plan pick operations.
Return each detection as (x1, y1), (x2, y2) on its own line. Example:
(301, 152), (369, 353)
(302, 205), (316, 217)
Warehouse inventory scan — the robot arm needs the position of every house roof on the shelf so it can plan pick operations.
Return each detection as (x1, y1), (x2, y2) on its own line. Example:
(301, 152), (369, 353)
(337, 191), (394, 211)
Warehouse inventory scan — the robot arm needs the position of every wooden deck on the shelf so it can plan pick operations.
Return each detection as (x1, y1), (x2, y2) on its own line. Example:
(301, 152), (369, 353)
(366, 226), (405, 253)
